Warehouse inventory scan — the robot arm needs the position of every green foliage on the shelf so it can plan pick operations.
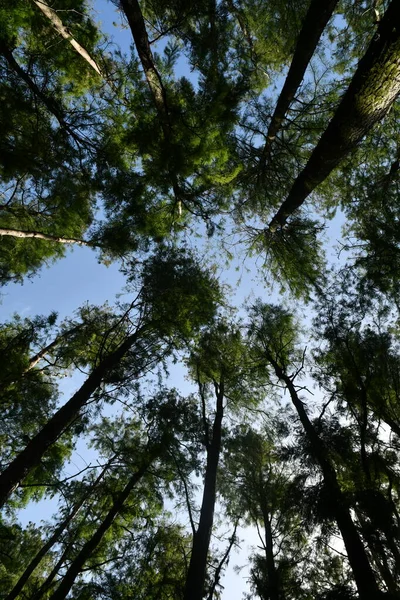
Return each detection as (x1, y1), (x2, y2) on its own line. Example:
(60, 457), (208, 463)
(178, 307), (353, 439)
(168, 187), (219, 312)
(135, 246), (222, 340)
(3, 0), (400, 598)
(247, 300), (302, 369)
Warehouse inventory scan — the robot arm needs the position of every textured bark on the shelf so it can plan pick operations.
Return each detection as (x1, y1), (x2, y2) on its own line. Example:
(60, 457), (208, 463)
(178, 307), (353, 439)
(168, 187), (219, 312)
(269, 0), (400, 230)
(31, 0), (102, 76)
(0, 228), (92, 246)
(4, 465), (108, 600)
(261, 0), (339, 159)
(183, 382), (224, 600)
(0, 329), (143, 507)
(49, 464), (150, 600)
(265, 352), (380, 599)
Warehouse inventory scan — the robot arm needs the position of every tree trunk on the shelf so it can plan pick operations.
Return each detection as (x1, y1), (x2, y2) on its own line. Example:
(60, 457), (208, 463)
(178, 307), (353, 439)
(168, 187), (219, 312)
(119, 0), (183, 207)
(0, 228), (92, 246)
(31, 543), (71, 600)
(26, 324), (84, 373)
(261, 0), (339, 160)
(356, 509), (399, 596)
(0, 329), (143, 507)
(261, 504), (280, 600)
(119, 0), (169, 122)
(183, 382), (224, 600)
(48, 463), (150, 600)
(31, 0), (102, 76)
(265, 352), (380, 599)
(268, 0), (400, 230)
(4, 465), (108, 600)
(0, 43), (86, 146)
(0, 323), (84, 392)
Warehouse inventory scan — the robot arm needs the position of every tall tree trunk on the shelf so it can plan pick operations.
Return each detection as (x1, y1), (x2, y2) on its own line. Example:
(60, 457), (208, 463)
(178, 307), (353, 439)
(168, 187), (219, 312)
(265, 352), (380, 599)
(31, 503), (95, 600)
(0, 228), (92, 246)
(119, 0), (169, 123)
(268, 0), (400, 230)
(119, 0), (183, 207)
(26, 324), (84, 373)
(48, 463), (150, 600)
(31, 543), (71, 600)
(356, 509), (399, 596)
(260, 503), (280, 600)
(261, 0), (339, 161)
(206, 519), (238, 600)
(4, 464), (108, 600)
(183, 381), (224, 600)
(0, 328), (144, 507)
(31, 0), (102, 76)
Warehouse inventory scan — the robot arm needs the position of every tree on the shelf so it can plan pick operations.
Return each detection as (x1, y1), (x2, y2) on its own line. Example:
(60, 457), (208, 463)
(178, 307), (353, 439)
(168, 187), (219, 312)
(247, 302), (382, 599)
(4, 1), (400, 598)
(183, 319), (267, 600)
(0, 248), (221, 507)
(260, 0), (339, 162)
(268, 0), (400, 230)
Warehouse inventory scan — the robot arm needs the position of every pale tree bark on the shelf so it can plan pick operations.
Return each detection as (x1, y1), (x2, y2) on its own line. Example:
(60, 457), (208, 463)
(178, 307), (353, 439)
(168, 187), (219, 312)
(0, 228), (92, 246)
(261, 0), (339, 161)
(268, 0), (400, 231)
(0, 323), (84, 392)
(25, 324), (83, 372)
(31, 0), (102, 76)
(119, 0), (169, 123)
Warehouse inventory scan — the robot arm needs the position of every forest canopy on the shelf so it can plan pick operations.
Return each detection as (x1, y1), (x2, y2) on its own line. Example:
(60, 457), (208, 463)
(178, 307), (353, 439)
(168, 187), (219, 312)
(1, 1), (400, 599)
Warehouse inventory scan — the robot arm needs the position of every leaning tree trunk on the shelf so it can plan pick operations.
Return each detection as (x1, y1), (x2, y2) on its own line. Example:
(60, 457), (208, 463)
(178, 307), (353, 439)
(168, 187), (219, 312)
(261, 0), (339, 161)
(183, 383), (224, 600)
(265, 352), (380, 599)
(119, 0), (169, 123)
(0, 323), (84, 392)
(0, 43), (85, 146)
(0, 328), (144, 507)
(183, 381), (224, 600)
(268, 0), (400, 230)
(31, 0), (102, 76)
(260, 502), (280, 600)
(4, 464), (109, 600)
(48, 462), (151, 600)
(356, 508), (399, 596)
(119, 0), (183, 206)
(0, 228), (92, 246)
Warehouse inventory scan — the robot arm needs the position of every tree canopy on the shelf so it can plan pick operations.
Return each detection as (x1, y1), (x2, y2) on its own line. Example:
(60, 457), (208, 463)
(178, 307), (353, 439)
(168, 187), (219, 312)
(2, 1), (400, 599)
